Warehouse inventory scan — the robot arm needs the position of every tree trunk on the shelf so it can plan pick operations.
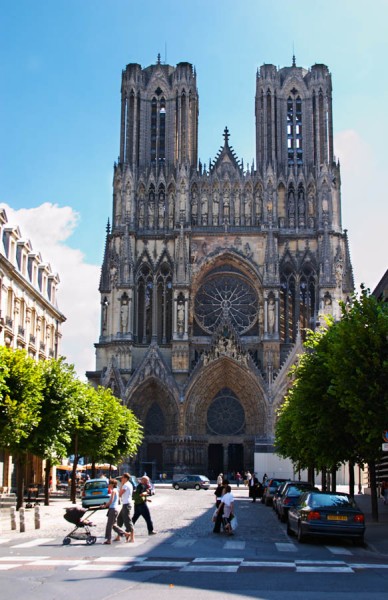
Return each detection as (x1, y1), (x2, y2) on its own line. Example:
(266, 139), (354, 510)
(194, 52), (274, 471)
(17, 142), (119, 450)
(348, 460), (355, 498)
(308, 465), (315, 486)
(71, 455), (79, 504)
(44, 459), (51, 506)
(91, 459), (96, 479)
(15, 454), (25, 511)
(321, 467), (327, 491)
(331, 466), (337, 492)
(369, 462), (379, 522)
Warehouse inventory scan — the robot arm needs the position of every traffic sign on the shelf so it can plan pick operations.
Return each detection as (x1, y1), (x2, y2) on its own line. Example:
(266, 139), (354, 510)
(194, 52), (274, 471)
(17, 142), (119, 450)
(382, 443), (388, 452)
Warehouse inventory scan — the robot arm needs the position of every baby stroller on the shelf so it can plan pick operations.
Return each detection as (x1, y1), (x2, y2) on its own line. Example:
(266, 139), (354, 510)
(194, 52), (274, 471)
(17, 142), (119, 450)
(62, 506), (99, 545)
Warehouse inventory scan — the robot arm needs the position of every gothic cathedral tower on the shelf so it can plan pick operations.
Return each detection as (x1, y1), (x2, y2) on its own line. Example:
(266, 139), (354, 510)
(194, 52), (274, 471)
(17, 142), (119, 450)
(87, 56), (353, 478)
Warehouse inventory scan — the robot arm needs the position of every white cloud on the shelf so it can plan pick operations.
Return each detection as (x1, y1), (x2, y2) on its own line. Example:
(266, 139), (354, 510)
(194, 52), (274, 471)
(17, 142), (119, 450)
(334, 130), (387, 291)
(0, 202), (100, 379)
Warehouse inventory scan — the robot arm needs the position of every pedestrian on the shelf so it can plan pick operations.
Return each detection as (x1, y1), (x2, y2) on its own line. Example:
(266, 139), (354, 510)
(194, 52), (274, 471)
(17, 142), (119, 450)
(244, 470), (251, 486)
(132, 476), (157, 535)
(213, 479), (229, 534)
(217, 473), (223, 486)
(114, 473), (135, 543)
(235, 471), (243, 488)
(218, 484), (235, 535)
(249, 473), (260, 502)
(381, 479), (388, 505)
(102, 478), (130, 545)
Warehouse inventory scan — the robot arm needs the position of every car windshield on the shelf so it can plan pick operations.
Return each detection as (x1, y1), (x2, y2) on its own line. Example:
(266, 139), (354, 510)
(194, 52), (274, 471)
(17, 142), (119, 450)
(85, 481), (108, 491)
(287, 485), (311, 496)
(309, 494), (355, 508)
(199, 476), (208, 481)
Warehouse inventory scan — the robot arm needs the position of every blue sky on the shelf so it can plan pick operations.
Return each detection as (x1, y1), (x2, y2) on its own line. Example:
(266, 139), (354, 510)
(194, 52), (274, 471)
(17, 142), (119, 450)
(1, 0), (387, 374)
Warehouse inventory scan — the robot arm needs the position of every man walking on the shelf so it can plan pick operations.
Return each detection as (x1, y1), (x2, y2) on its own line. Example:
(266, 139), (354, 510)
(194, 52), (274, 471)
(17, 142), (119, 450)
(132, 476), (157, 535)
(114, 473), (135, 543)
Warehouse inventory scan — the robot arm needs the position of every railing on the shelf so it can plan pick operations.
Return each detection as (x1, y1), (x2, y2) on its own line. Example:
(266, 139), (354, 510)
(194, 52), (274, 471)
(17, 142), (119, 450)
(29, 335), (36, 344)
(5, 316), (13, 327)
(18, 326), (25, 337)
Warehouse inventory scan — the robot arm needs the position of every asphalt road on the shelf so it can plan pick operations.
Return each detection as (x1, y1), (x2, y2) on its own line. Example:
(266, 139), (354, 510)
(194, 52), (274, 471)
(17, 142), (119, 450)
(0, 487), (387, 599)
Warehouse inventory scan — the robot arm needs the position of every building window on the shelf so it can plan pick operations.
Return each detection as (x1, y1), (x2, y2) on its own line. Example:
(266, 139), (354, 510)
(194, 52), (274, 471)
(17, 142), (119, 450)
(156, 263), (172, 344)
(136, 264), (153, 344)
(287, 95), (303, 166)
(207, 388), (245, 435)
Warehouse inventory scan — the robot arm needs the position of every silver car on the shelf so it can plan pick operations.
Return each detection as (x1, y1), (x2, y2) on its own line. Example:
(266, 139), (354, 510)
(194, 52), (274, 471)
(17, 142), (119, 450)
(173, 475), (210, 490)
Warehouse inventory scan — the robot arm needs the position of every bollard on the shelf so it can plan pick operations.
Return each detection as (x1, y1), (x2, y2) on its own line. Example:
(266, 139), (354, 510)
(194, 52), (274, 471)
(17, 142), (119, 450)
(10, 507), (16, 530)
(34, 505), (40, 529)
(19, 507), (25, 533)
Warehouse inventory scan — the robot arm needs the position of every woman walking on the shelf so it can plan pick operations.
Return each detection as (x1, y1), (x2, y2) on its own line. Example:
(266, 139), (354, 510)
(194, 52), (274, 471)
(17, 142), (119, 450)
(102, 478), (130, 544)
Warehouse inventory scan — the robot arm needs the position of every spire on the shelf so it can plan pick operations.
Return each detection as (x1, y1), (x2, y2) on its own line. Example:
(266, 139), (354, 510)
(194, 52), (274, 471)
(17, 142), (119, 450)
(157, 52), (161, 65)
(223, 126), (230, 147)
(292, 42), (296, 67)
(99, 220), (112, 292)
(343, 229), (355, 292)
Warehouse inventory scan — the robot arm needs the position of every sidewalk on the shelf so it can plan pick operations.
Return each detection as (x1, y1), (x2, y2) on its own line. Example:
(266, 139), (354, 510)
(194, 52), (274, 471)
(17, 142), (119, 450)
(1, 487), (388, 556)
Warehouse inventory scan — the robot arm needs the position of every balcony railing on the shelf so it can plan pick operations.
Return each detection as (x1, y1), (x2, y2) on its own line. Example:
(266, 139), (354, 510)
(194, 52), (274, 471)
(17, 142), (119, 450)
(5, 316), (13, 327)
(18, 326), (25, 337)
(29, 335), (36, 345)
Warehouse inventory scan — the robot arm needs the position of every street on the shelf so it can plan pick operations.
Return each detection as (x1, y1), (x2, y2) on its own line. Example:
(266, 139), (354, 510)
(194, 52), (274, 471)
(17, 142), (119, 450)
(0, 487), (387, 599)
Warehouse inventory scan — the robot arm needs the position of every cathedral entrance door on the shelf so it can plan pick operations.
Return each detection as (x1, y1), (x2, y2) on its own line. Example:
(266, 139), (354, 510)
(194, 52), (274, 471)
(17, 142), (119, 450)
(208, 444), (223, 480)
(146, 443), (163, 477)
(228, 444), (244, 475)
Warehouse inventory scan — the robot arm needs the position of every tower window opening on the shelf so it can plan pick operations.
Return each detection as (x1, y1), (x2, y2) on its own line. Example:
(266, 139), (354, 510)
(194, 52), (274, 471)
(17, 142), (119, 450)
(287, 96), (303, 166)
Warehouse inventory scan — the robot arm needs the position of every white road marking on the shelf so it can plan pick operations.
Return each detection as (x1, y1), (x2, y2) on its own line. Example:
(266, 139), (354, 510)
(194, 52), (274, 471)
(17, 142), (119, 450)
(135, 561), (190, 568)
(70, 564), (130, 571)
(350, 563), (388, 570)
(223, 541), (245, 550)
(28, 559), (86, 566)
(275, 542), (297, 552)
(326, 545), (353, 555)
(172, 539), (196, 547)
(11, 538), (55, 548)
(0, 539), (11, 545)
(0, 564), (20, 570)
(193, 557), (243, 562)
(182, 565), (239, 573)
(93, 556), (147, 563)
(0, 556), (49, 561)
(296, 566), (354, 573)
(242, 561), (294, 568)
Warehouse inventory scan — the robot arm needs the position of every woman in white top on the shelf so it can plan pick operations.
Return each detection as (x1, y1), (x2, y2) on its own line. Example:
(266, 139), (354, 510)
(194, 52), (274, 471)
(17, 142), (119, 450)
(218, 485), (235, 535)
(103, 478), (129, 544)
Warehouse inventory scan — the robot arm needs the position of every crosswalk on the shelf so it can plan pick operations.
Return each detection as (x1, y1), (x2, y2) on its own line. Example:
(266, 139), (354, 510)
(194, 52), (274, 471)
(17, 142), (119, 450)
(0, 554), (387, 574)
(0, 536), (385, 574)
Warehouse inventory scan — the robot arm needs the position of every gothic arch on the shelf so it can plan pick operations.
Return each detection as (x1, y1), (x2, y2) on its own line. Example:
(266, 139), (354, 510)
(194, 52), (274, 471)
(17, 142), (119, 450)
(183, 357), (267, 437)
(128, 378), (179, 437)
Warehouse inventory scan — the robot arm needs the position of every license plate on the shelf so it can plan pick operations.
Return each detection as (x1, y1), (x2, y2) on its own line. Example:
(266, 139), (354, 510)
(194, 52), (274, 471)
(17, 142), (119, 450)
(327, 515), (348, 521)
(91, 491), (101, 495)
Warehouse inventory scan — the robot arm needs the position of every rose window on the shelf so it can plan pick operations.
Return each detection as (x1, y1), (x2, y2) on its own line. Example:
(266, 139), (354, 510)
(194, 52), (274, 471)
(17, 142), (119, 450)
(194, 274), (257, 334)
(207, 388), (245, 435)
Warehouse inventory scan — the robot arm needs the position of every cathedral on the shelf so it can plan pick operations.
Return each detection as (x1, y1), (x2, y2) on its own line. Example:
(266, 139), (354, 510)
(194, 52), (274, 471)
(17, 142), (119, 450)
(87, 55), (354, 479)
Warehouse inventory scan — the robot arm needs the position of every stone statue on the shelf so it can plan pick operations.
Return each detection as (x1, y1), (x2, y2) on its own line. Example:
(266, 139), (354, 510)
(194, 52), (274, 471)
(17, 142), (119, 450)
(223, 190), (230, 220)
(244, 195), (252, 225)
(177, 302), (185, 334)
(158, 192), (165, 229)
(255, 192), (262, 224)
(120, 301), (129, 333)
(148, 192), (155, 228)
(268, 297), (275, 334)
(201, 193), (208, 224)
(191, 190), (198, 224)
(168, 192), (175, 228)
(212, 191), (219, 225)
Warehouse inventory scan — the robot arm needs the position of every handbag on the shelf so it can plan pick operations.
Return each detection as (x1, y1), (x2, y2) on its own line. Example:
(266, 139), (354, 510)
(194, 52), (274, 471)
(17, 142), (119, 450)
(229, 514), (238, 531)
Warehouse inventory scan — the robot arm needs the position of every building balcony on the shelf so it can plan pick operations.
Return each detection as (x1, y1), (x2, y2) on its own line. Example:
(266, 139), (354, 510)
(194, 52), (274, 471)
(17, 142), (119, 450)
(5, 316), (13, 328)
(29, 334), (36, 345)
(39, 342), (46, 352)
(18, 326), (25, 337)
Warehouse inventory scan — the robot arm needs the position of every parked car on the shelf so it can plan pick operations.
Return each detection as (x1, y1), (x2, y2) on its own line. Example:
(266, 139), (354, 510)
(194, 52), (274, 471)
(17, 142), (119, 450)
(172, 475), (210, 490)
(273, 481), (291, 515)
(262, 478), (288, 506)
(287, 491), (365, 545)
(277, 482), (316, 522)
(81, 478), (110, 508)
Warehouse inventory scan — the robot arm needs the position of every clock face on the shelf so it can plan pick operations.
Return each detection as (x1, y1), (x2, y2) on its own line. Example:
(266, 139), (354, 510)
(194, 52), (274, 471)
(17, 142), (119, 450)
(194, 273), (258, 335)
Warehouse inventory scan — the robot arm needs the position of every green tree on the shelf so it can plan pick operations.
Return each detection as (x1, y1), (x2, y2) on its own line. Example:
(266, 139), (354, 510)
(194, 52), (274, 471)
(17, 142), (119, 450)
(0, 347), (44, 509)
(327, 288), (388, 520)
(30, 358), (81, 505)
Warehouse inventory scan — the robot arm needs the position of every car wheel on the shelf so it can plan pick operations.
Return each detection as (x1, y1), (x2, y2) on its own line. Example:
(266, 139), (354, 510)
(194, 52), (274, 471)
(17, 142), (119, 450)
(63, 537), (71, 545)
(297, 524), (305, 543)
(86, 536), (96, 545)
(174, 484), (180, 490)
(286, 521), (294, 536)
(195, 484), (200, 490)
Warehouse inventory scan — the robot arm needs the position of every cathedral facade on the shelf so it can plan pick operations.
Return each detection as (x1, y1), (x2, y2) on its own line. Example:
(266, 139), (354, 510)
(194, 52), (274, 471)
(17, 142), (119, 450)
(87, 56), (354, 478)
